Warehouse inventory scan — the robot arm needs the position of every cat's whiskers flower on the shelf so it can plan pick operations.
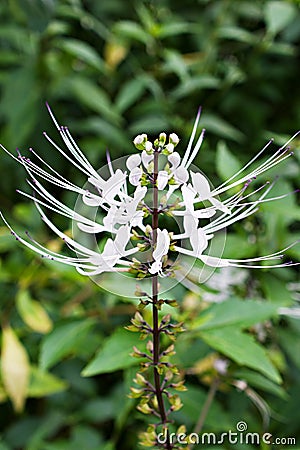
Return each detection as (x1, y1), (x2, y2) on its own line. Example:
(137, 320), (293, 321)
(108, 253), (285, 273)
(0, 105), (298, 279)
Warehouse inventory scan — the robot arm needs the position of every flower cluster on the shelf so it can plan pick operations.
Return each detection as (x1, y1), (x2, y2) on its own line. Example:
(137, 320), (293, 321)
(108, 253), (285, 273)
(0, 106), (299, 282)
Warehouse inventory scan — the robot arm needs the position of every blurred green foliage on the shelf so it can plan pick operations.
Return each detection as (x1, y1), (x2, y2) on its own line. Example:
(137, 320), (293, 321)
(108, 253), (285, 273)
(0, 0), (300, 449)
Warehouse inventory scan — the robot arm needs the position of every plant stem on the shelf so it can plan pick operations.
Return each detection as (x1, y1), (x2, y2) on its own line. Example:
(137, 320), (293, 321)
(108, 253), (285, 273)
(152, 149), (171, 449)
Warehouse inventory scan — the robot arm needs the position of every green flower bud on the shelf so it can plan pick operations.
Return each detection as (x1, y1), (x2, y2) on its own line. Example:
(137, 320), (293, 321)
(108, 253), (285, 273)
(133, 134), (147, 150)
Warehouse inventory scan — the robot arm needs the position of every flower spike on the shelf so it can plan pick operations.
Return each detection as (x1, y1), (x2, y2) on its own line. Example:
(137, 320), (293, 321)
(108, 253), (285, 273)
(0, 106), (299, 281)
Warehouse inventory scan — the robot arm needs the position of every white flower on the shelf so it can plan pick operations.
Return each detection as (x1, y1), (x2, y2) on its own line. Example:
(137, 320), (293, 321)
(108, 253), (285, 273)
(157, 171), (169, 190)
(169, 133), (179, 145)
(0, 106), (146, 277)
(133, 134), (147, 147)
(149, 229), (170, 275)
(168, 152), (180, 169)
(1, 104), (299, 282)
(145, 141), (153, 152)
(129, 167), (143, 186)
(126, 154), (141, 171)
(165, 143), (174, 153)
(190, 171), (230, 214)
(88, 169), (127, 204)
(141, 150), (153, 168)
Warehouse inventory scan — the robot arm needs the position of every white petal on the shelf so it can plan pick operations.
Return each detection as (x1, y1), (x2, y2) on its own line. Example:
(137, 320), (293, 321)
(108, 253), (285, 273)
(181, 184), (196, 210)
(153, 229), (170, 260)
(82, 191), (103, 206)
(209, 197), (231, 214)
(134, 134), (146, 146)
(194, 209), (216, 219)
(157, 171), (169, 190)
(133, 185), (147, 201)
(149, 260), (162, 275)
(88, 169), (126, 201)
(103, 205), (118, 229)
(165, 143), (174, 153)
(200, 255), (230, 267)
(126, 154), (141, 171)
(104, 170), (127, 200)
(183, 214), (198, 236)
(169, 133), (179, 145)
(141, 150), (153, 167)
(190, 227), (208, 255)
(114, 225), (131, 251)
(101, 239), (119, 261)
(168, 152), (180, 169)
(129, 167), (142, 186)
(191, 172), (211, 200)
(77, 223), (105, 233)
(173, 166), (189, 184)
(145, 141), (153, 152)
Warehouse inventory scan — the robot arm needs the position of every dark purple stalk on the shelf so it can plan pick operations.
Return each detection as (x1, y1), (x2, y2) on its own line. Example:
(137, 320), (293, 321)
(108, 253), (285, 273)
(152, 149), (172, 449)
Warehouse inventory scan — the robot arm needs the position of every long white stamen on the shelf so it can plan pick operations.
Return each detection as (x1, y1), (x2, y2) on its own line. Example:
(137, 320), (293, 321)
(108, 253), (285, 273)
(185, 128), (205, 169)
(43, 132), (94, 177)
(181, 107), (201, 167)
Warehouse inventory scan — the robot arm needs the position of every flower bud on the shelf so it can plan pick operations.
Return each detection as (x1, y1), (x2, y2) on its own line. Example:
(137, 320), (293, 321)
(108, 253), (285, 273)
(159, 132), (167, 145)
(169, 133), (179, 146)
(145, 141), (153, 153)
(133, 134), (147, 150)
(165, 143), (174, 154)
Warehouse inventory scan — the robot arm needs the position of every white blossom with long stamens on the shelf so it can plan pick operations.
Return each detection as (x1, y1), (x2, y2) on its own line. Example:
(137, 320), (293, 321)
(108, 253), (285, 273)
(0, 105), (299, 282)
(149, 229), (170, 275)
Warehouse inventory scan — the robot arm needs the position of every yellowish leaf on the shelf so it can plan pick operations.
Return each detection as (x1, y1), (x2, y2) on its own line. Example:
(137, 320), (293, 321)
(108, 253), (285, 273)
(1, 325), (30, 412)
(16, 290), (53, 334)
(104, 40), (128, 69)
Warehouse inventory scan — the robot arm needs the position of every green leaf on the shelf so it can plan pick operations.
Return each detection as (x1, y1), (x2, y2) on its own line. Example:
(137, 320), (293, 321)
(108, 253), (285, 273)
(16, 0), (56, 33)
(193, 298), (279, 331)
(69, 425), (104, 449)
(115, 78), (146, 113)
(68, 77), (122, 124)
(114, 21), (152, 45)
(278, 327), (300, 370)
(162, 49), (189, 81)
(28, 366), (68, 397)
(261, 180), (300, 223)
(129, 115), (170, 135)
(200, 326), (281, 383)
(177, 385), (232, 431)
(201, 114), (245, 142)
(213, 233), (258, 259)
(39, 320), (95, 370)
(172, 76), (220, 99)
(56, 38), (104, 71)
(260, 273), (294, 306)
(80, 117), (130, 150)
(0, 65), (39, 147)
(0, 442), (11, 450)
(81, 398), (116, 423)
(16, 290), (53, 334)
(234, 369), (288, 399)
(82, 328), (146, 377)
(216, 140), (242, 181)
(265, 1), (297, 35)
(158, 22), (190, 38)
(217, 26), (258, 44)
